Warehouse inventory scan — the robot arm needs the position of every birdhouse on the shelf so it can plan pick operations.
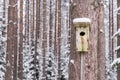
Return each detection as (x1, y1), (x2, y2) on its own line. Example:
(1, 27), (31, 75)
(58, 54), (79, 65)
(73, 18), (91, 52)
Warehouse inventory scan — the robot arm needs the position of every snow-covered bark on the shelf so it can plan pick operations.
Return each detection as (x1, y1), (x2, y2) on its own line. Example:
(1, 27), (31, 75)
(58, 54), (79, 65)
(23, 0), (34, 79)
(23, 0), (36, 79)
(104, 0), (110, 79)
(0, 0), (7, 79)
(104, 0), (118, 80)
(111, 0), (120, 73)
(37, 0), (43, 79)
(1, 0), (71, 79)
(60, 0), (70, 79)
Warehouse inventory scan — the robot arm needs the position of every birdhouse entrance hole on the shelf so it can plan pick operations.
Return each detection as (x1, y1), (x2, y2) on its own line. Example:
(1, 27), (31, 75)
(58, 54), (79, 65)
(80, 32), (85, 36)
(73, 18), (91, 52)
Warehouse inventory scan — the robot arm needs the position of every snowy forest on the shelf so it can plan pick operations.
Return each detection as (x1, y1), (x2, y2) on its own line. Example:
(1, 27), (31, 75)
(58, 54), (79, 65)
(0, 0), (120, 80)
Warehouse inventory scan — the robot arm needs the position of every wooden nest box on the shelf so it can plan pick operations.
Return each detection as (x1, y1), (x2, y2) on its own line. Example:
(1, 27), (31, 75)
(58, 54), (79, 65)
(73, 18), (91, 52)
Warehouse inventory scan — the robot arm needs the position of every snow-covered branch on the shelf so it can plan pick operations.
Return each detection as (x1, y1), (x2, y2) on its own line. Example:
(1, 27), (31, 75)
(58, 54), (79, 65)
(114, 7), (120, 12)
(111, 58), (120, 67)
(112, 28), (120, 38)
(114, 46), (120, 51)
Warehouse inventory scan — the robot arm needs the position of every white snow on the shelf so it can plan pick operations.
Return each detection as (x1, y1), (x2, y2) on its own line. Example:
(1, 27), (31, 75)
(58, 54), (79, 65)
(70, 60), (74, 64)
(114, 7), (120, 12)
(73, 18), (91, 23)
(111, 58), (120, 67)
(104, 0), (118, 80)
(114, 46), (120, 51)
(112, 28), (120, 38)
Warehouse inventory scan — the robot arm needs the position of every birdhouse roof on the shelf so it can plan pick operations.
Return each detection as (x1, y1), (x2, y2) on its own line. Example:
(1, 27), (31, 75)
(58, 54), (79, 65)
(73, 18), (91, 27)
(73, 18), (91, 23)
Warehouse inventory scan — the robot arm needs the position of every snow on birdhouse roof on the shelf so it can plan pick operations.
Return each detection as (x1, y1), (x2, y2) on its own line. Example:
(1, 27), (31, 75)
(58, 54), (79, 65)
(73, 18), (91, 23)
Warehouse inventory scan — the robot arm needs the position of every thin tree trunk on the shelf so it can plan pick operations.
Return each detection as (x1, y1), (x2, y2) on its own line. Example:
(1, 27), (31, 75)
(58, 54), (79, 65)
(13, 0), (18, 80)
(42, 0), (47, 79)
(49, 0), (52, 50)
(24, 0), (30, 79)
(54, 0), (58, 79)
(117, 0), (120, 79)
(54, 0), (57, 64)
(57, 0), (61, 80)
(2, 0), (7, 79)
(18, 0), (23, 79)
(35, 0), (40, 79)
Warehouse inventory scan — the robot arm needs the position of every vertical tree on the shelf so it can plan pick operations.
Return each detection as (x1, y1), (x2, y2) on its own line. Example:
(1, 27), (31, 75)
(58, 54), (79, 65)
(23, 0), (30, 79)
(0, 0), (7, 79)
(57, 0), (61, 79)
(5, 0), (18, 80)
(18, 0), (23, 79)
(13, 0), (18, 80)
(35, 0), (40, 79)
(117, 0), (120, 79)
(69, 0), (105, 80)
(29, 0), (36, 79)
(104, 0), (118, 80)
(42, 0), (47, 79)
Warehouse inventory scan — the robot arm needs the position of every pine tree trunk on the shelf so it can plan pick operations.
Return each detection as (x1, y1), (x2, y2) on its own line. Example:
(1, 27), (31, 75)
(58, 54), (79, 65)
(42, 0), (47, 79)
(57, 0), (61, 79)
(5, 0), (16, 79)
(13, 0), (18, 80)
(35, 0), (40, 79)
(18, 0), (23, 79)
(117, 0), (120, 79)
(69, 0), (105, 80)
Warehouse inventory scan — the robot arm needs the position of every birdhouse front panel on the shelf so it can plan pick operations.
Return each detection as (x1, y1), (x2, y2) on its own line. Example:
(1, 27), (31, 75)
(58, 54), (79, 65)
(73, 18), (91, 52)
(76, 27), (89, 52)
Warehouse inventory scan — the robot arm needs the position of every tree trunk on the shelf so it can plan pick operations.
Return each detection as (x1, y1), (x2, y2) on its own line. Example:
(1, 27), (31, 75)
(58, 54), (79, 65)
(42, 0), (47, 79)
(117, 0), (120, 79)
(5, 0), (16, 79)
(18, 0), (23, 79)
(57, 0), (61, 80)
(69, 0), (105, 80)
(13, 0), (18, 80)
(35, 0), (40, 79)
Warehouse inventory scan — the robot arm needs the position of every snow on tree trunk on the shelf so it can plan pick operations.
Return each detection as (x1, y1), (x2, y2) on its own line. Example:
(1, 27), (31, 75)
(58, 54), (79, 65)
(1, 0), (71, 79)
(104, 0), (118, 80)
(0, 0), (7, 79)
(60, 0), (70, 79)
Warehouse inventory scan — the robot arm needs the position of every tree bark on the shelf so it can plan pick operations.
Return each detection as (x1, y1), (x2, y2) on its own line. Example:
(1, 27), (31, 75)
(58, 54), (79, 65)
(13, 0), (18, 80)
(18, 0), (23, 79)
(42, 0), (47, 79)
(57, 0), (61, 80)
(5, 0), (16, 80)
(69, 0), (105, 80)
(35, 0), (40, 79)
(117, 0), (120, 79)
(97, 0), (105, 80)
